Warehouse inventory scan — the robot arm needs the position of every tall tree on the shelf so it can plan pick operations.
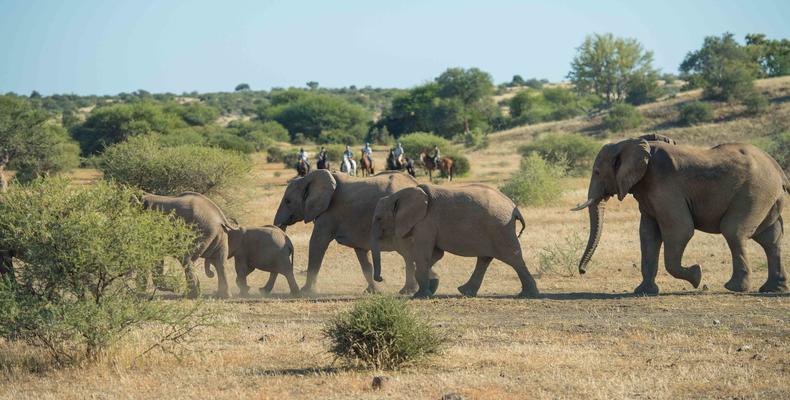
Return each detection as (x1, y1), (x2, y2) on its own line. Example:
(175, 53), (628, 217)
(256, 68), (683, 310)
(680, 33), (761, 101)
(568, 33), (657, 105)
(435, 67), (495, 133)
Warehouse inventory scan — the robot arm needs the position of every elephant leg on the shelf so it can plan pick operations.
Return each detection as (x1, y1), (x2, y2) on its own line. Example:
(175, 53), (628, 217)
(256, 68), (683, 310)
(412, 245), (436, 299)
(180, 255), (201, 299)
(211, 244), (230, 299)
(660, 219), (701, 289)
(283, 270), (301, 297)
(753, 217), (788, 293)
(428, 248), (443, 295)
(301, 228), (333, 294)
(499, 252), (540, 298)
(234, 257), (252, 297)
(354, 247), (379, 294)
(399, 255), (419, 295)
(635, 214), (662, 295)
(722, 234), (751, 292)
(260, 272), (278, 295)
(458, 256), (493, 297)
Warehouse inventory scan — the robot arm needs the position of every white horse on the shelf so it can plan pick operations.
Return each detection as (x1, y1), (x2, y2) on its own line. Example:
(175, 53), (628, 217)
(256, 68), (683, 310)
(341, 156), (357, 176)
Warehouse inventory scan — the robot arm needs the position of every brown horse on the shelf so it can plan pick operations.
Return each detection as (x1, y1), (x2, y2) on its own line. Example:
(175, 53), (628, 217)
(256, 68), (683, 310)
(296, 158), (309, 177)
(419, 152), (454, 181)
(359, 152), (375, 177)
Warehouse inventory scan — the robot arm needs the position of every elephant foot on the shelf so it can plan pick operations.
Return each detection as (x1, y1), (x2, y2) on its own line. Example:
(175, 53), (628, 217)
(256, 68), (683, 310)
(759, 279), (788, 293)
(259, 286), (273, 295)
(516, 287), (540, 299)
(186, 287), (200, 299)
(215, 289), (230, 299)
(724, 275), (751, 293)
(300, 285), (319, 296)
(688, 264), (702, 288)
(457, 283), (479, 297)
(363, 284), (380, 294)
(399, 285), (418, 295)
(411, 289), (433, 299)
(238, 288), (252, 298)
(429, 278), (440, 295)
(634, 282), (659, 296)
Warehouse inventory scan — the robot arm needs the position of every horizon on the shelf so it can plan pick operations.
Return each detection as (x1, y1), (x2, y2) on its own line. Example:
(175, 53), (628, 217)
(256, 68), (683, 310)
(2, 0), (789, 96)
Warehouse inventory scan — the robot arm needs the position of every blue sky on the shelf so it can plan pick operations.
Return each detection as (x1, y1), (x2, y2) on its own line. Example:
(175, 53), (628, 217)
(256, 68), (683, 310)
(1, 0), (789, 95)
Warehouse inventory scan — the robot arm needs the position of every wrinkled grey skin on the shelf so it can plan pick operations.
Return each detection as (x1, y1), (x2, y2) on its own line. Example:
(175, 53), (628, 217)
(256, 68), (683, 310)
(224, 225), (299, 297)
(273, 170), (438, 295)
(574, 134), (789, 294)
(371, 184), (538, 299)
(142, 192), (235, 298)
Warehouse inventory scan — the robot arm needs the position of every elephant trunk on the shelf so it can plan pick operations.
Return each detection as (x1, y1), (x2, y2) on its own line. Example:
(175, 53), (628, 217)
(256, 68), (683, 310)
(371, 223), (384, 282)
(273, 203), (290, 231)
(578, 200), (605, 275)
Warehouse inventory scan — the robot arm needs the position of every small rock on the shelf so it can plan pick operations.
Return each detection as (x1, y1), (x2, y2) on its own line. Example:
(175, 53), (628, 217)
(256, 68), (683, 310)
(371, 376), (388, 390)
(713, 319), (721, 325)
(737, 345), (752, 352)
(702, 284), (709, 292)
(440, 393), (465, 400)
(752, 354), (767, 361)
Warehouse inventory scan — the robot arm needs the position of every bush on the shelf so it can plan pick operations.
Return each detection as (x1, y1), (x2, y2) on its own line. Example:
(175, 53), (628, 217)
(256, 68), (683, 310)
(98, 135), (251, 196)
(500, 153), (565, 207)
(0, 178), (203, 364)
(323, 296), (442, 369)
(677, 101), (714, 125)
(744, 92), (769, 115)
(397, 132), (471, 176)
(206, 131), (256, 153)
(603, 103), (643, 132)
(754, 131), (790, 170)
(518, 134), (599, 176)
(537, 232), (587, 277)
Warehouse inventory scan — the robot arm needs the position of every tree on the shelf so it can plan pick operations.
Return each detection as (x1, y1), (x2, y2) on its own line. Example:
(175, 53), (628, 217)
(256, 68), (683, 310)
(306, 81), (320, 90)
(511, 75), (526, 86)
(680, 33), (761, 102)
(568, 33), (658, 106)
(435, 67), (496, 133)
(29, 90), (41, 99)
(745, 33), (790, 77)
(268, 92), (369, 142)
(235, 83), (251, 91)
(0, 96), (80, 190)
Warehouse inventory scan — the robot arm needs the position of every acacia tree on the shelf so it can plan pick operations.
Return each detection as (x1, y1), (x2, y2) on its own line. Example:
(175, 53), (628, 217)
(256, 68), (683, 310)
(435, 67), (495, 134)
(0, 96), (79, 191)
(568, 33), (657, 106)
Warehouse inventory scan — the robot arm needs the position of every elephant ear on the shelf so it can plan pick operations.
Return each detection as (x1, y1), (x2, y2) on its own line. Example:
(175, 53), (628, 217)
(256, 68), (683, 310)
(302, 170), (337, 223)
(394, 187), (429, 238)
(615, 139), (651, 201)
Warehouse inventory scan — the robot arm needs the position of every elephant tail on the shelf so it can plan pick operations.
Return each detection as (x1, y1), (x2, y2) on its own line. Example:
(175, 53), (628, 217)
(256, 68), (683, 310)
(515, 207), (526, 238)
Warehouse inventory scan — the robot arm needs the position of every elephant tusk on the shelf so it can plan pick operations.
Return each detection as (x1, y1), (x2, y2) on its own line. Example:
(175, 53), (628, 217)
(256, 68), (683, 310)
(570, 199), (595, 211)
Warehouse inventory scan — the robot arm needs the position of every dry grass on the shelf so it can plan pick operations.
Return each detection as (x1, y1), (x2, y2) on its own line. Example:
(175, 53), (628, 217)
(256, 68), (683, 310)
(2, 78), (790, 399)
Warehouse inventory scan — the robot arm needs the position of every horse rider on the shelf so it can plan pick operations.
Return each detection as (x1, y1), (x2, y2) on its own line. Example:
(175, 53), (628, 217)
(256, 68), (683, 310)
(361, 142), (373, 161)
(317, 146), (328, 165)
(431, 144), (441, 166)
(342, 145), (355, 173)
(392, 142), (404, 169)
(297, 147), (311, 170)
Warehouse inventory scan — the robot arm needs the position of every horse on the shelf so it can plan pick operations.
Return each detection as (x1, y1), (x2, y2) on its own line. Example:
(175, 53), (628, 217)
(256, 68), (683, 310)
(386, 151), (416, 178)
(317, 156), (330, 170)
(419, 152), (454, 182)
(295, 158), (309, 177)
(359, 152), (375, 177)
(340, 157), (356, 176)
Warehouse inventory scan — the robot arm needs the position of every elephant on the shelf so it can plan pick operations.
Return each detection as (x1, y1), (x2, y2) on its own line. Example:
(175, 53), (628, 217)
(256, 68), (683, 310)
(142, 192), (236, 298)
(223, 225), (299, 297)
(573, 134), (789, 294)
(273, 169), (438, 295)
(370, 184), (539, 299)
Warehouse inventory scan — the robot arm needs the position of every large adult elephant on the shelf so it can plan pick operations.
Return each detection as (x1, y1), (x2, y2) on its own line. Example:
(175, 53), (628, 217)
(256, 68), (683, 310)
(273, 170), (437, 294)
(142, 192), (236, 298)
(572, 134), (789, 294)
(370, 184), (537, 299)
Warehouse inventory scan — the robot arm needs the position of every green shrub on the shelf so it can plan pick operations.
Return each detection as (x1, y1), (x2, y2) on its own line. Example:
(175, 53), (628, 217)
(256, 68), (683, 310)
(397, 132), (470, 175)
(677, 101), (714, 125)
(500, 153), (565, 207)
(323, 296), (442, 369)
(206, 131), (256, 153)
(98, 135), (251, 196)
(518, 134), (599, 176)
(603, 103), (643, 132)
(744, 92), (769, 115)
(537, 232), (587, 276)
(0, 178), (203, 364)
(170, 102), (220, 126)
(754, 131), (790, 170)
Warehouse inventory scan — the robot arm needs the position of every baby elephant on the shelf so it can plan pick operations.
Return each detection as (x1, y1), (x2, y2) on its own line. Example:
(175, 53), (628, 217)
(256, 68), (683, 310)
(370, 184), (539, 299)
(222, 225), (300, 297)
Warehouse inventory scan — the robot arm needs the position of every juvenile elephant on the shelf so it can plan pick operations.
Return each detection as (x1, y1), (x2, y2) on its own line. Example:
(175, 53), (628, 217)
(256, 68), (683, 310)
(142, 192), (235, 298)
(224, 225), (299, 296)
(273, 170), (438, 294)
(371, 184), (539, 299)
(573, 135), (789, 294)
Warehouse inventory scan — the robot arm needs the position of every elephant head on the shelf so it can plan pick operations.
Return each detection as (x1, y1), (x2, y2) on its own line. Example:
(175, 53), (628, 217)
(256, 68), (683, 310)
(572, 138), (651, 274)
(371, 187), (429, 282)
(273, 170), (337, 230)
